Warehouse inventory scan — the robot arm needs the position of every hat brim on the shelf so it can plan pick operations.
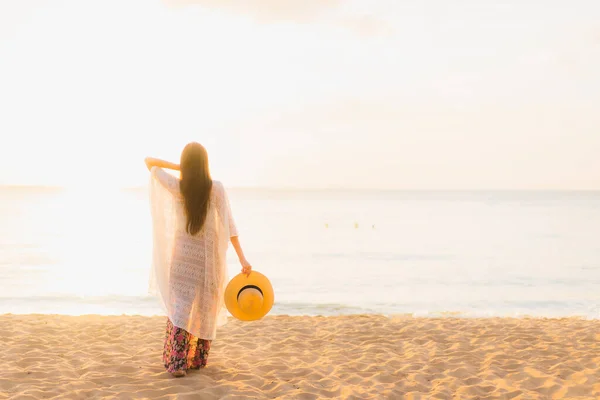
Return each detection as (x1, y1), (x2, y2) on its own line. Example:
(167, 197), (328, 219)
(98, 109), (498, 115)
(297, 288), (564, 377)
(224, 271), (274, 321)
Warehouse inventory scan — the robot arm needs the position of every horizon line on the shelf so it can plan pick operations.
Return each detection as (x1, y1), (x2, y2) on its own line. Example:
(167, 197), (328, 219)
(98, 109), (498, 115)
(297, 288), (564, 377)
(1, 184), (600, 192)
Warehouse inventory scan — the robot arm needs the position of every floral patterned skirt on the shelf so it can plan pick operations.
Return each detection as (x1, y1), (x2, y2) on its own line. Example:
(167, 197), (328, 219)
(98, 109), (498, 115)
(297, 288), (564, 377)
(163, 319), (212, 373)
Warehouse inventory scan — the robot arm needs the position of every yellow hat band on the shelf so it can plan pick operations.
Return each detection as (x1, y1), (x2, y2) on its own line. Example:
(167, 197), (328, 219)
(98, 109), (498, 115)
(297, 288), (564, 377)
(237, 285), (263, 300)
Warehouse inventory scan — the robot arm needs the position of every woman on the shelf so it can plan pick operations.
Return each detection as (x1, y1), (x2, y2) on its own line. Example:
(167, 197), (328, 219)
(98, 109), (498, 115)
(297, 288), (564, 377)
(145, 142), (251, 378)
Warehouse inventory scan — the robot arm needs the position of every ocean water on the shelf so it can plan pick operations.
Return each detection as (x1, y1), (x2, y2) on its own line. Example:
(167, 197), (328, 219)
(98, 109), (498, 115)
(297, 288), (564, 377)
(0, 187), (599, 319)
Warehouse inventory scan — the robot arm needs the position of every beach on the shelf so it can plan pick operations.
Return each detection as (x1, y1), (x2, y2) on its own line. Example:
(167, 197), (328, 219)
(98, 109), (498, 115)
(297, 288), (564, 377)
(3, 0), (600, 398)
(3, 315), (599, 399)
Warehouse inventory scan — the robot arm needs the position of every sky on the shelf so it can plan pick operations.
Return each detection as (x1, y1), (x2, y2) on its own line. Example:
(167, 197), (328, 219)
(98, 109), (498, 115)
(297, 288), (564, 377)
(0, 0), (599, 189)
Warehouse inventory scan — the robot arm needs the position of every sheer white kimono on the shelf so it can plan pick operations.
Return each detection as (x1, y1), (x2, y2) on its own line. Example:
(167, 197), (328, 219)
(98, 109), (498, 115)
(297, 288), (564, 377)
(148, 167), (237, 340)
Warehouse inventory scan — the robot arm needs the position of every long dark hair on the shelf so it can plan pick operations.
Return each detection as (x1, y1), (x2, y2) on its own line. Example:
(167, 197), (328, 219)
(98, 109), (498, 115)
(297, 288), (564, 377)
(179, 142), (213, 235)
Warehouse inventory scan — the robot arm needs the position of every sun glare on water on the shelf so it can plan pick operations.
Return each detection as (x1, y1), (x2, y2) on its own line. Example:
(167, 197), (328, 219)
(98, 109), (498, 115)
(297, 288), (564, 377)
(36, 186), (152, 302)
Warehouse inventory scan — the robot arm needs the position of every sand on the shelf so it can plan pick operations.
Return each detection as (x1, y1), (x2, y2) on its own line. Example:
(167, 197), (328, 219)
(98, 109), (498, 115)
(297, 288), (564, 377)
(1, 314), (599, 399)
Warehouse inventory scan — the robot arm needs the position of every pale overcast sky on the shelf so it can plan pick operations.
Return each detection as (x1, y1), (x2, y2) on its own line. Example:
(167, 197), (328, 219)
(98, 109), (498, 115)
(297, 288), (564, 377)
(0, 0), (599, 189)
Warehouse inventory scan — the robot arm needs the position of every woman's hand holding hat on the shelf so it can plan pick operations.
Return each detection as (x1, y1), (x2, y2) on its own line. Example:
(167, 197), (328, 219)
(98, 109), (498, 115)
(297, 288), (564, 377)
(241, 258), (252, 276)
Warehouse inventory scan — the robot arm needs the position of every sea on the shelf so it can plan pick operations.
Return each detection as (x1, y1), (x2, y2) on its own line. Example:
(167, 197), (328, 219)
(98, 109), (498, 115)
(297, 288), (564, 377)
(1, 186), (599, 319)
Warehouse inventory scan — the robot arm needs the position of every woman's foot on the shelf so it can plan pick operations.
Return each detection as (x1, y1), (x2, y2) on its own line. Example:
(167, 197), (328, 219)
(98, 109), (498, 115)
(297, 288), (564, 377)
(171, 370), (186, 378)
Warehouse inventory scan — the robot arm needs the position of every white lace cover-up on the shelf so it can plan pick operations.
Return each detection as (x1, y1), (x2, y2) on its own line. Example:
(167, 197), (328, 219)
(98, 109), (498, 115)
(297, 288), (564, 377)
(148, 167), (237, 340)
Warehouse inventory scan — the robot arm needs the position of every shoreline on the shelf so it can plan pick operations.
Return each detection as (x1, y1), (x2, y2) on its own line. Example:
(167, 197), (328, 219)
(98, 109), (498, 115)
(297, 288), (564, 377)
(3, 314), (599, 399)
(2, 311), (599, 320)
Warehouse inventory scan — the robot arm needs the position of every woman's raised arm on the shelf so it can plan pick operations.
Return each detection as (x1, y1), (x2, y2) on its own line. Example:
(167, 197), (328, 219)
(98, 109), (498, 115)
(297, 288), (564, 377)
(144, 157), (180, 171)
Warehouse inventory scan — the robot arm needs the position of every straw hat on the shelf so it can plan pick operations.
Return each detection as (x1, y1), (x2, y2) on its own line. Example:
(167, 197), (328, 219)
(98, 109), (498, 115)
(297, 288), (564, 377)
(224, 271), (274, 321)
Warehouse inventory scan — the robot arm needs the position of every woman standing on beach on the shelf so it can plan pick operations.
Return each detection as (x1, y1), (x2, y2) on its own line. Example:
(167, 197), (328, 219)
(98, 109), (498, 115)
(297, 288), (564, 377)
(145, 142), (251, 378)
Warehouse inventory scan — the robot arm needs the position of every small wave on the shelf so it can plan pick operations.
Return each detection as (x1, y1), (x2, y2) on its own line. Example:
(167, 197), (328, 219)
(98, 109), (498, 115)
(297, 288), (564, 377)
(0, 296), (597, 320)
